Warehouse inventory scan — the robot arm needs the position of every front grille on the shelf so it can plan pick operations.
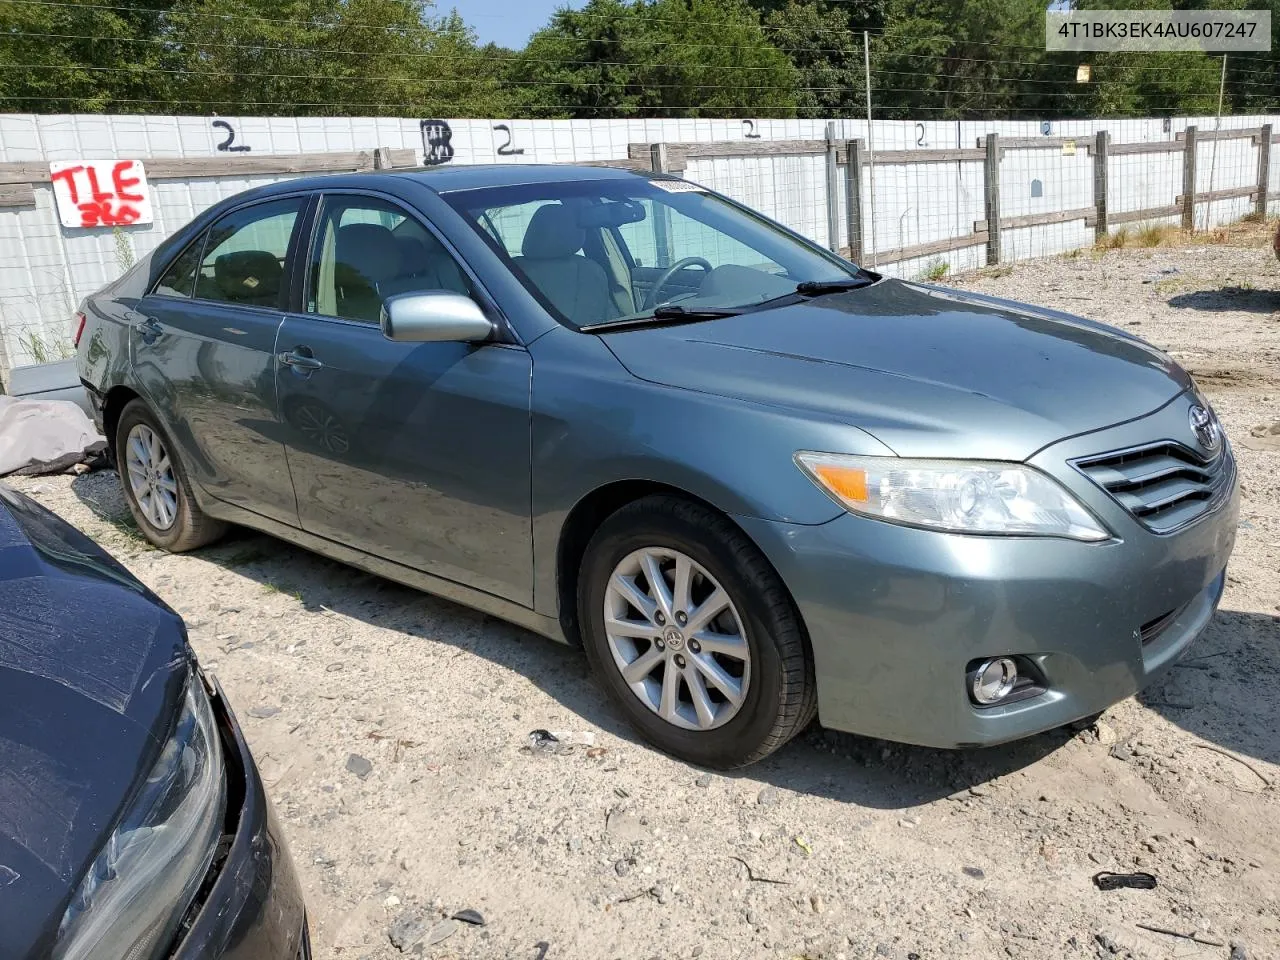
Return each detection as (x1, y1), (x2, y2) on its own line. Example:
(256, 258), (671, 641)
(1074, 440), (1233, 534)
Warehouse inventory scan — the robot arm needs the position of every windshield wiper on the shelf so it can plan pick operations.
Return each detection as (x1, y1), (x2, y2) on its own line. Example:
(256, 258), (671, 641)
(580, 304), (741, 332)
(794, 277), (877, 297)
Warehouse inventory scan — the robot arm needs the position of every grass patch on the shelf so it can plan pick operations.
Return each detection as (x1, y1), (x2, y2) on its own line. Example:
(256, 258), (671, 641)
(1136, 224), (1178, 247)
(1062, 247), (1083, 259)
(1098, 227), (1131, 250)
(920, 259), (949, 281)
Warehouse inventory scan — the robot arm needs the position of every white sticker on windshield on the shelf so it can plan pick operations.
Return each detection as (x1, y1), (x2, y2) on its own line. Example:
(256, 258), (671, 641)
(649, 179), (707, 193)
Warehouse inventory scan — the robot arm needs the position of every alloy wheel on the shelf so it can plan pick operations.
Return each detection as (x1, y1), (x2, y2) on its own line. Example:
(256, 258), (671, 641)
(603, 547), (751, 731)
(124, 423), (179, 530)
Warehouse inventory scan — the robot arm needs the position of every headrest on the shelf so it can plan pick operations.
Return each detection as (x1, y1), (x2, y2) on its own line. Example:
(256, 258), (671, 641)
(336, 223), (402, 284)
(521, 204), (585, 259)
(213, 251), (281, 300)
(395, 235), (428, 272)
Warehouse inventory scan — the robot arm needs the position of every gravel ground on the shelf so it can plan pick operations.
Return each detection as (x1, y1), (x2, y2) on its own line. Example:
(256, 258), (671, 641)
(10, 229), (1280, 960)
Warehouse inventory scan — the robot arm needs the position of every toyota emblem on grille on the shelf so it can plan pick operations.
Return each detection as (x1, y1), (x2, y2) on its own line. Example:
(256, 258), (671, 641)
(1189, 404), (1220, 452)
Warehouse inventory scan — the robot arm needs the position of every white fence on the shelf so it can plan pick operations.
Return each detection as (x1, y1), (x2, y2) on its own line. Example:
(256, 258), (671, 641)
(2, 112), (1278, 375)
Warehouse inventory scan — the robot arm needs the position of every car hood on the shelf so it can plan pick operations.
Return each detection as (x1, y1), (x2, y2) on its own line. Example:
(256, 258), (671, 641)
(0, 486), (190, 960)
(601, 279), (1191, 460)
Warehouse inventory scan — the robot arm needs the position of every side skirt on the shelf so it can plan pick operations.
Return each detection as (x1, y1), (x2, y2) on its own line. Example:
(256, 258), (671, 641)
(201, 497), (567, 645)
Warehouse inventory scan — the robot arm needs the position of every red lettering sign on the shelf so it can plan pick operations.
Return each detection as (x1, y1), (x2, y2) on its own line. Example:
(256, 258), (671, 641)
(49, 160), (153, 228)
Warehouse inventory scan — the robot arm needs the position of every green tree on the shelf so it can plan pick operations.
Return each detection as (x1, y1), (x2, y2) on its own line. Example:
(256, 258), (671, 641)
(507, 0), (798, 118)
(1066, 0), (1228, 119)
(165, 0), (512, 116)
(0, 0), (180, 113)
(757, 1), (880, 117)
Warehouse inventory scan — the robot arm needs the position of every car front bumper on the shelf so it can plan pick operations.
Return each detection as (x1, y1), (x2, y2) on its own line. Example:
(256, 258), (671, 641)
(736, 414), (1240, 749)
(173, 676), (308, 960)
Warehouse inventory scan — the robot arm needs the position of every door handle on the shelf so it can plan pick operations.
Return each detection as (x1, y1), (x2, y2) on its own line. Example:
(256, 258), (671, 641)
(277, 349), (323, 371)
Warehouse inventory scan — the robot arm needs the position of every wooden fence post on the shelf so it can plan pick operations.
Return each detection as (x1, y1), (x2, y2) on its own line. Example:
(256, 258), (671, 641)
(984, 133), (1001, 265)
(846, 139), (864, 263)
(1094, 130), (1109, 242)
(650, 143), (673, 266)
(825, 122), (841, 253)
(1182, 125), (1198, 231)
(1258, 123), (1272, 219)
(649, 142), (668, 174)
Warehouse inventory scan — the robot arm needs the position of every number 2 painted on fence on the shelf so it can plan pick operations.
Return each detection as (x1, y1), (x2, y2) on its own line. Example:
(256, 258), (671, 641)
(212, 120), (251, 153)
(494, 124), (525, 156)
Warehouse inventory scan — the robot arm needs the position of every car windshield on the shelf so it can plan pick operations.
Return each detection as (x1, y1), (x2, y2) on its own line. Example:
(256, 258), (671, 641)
(442, 178), (867, 329)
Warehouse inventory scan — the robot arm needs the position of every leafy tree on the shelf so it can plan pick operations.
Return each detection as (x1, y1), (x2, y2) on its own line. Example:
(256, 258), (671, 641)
(165, 0), (512, 116)
(757, 1), (880, 117)
(506, 0), (798, 118)
(0, 0), (180, 113)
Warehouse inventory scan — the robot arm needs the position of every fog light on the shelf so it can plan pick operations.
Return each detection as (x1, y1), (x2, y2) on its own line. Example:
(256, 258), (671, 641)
(971, 657), (1019, 705)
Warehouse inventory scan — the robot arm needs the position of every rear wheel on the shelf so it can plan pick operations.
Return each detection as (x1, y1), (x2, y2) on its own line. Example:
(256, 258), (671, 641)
(579, 495), (816, 768)
(116, 400), (225, 552)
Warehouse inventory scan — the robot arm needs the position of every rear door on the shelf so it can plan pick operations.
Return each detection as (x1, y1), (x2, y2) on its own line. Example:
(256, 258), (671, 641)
(274, 191), (534, 605)
(131, 195), (308, 525)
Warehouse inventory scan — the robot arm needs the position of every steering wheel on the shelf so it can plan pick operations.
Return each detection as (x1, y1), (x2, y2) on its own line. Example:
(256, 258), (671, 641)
(642, 257), (714, 310)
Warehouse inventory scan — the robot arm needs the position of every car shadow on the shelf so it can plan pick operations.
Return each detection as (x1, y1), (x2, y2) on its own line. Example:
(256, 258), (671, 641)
(1166, 287), (1280, 313)
(1138, 608), (1280, 769)
(74, 474), (1076, 810)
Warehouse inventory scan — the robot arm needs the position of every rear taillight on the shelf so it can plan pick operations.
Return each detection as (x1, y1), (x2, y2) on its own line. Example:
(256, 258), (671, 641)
(72, 311), (86, 348)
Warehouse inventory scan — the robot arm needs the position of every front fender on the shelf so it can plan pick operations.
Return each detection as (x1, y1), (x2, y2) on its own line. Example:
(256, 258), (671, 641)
(528, 327), (891, 617)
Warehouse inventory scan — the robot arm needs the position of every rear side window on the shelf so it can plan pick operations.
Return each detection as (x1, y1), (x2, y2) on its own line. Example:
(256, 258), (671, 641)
(153, 234), (206, 299)
(193, 198), (304, 309)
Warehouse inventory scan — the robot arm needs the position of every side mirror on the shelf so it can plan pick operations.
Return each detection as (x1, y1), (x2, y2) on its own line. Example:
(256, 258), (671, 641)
(380, 291), (494, 343)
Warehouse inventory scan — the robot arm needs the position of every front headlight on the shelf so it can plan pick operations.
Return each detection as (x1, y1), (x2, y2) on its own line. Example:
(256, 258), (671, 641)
(54, 672), (227, 960)
(795, 451), (1110, 541)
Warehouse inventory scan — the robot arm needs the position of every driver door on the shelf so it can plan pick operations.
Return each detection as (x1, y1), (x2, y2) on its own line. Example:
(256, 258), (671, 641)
(275, 192), (534, 605)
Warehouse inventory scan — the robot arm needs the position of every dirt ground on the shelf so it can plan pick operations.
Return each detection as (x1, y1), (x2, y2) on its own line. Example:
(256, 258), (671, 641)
(10, 229), (1280, 960)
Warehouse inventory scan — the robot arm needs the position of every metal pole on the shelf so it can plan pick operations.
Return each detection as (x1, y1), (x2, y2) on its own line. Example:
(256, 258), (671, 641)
(863, 29), (878, 267)
(1202, 54), (1227, 231)
(824, 121), (841, 253)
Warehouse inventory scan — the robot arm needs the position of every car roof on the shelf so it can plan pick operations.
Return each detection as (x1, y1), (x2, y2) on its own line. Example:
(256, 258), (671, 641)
(403, 163), (654, 193)
(241, 163), (654, 200)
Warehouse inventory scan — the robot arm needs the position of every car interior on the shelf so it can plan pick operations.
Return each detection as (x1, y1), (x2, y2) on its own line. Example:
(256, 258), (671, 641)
(480, 196), (799, 327)
(314, 210), (472, 324)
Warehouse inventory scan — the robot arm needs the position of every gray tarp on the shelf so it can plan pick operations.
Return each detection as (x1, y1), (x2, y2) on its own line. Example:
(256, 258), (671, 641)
(0, 396), (106, 476)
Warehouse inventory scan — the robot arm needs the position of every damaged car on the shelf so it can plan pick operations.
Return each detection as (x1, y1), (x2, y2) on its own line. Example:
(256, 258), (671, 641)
(74, 165), (1238, 768)
(0, 484), (309, 960)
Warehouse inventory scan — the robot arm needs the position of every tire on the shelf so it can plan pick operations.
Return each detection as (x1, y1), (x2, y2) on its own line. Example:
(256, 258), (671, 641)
(115, 399), (226, 552)
(578, 495), (817, 769)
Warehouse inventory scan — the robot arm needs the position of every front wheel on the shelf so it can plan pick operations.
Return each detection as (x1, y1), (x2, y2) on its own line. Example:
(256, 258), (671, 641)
(578, 495), (816, 768)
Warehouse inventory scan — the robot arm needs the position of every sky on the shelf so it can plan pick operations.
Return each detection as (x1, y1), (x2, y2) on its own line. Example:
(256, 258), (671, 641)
(455, 0), (588, 50)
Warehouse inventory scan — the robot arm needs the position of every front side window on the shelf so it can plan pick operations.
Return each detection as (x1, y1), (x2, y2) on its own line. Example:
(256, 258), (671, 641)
(444, 178), (861, 329)
(308, 195), (472, 325)
(194, 197), (303, 308)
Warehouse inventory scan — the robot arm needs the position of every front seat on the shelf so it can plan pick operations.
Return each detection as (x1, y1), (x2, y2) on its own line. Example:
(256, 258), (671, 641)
(513, 204), (616, 325)
(334, 223), (403, 323)
(213, 250), (283, 307)
(392, 232), (470, 296)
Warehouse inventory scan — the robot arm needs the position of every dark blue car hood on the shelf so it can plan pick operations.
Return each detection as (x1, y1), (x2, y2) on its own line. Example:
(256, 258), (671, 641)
(0, 486), (190, 960)
(601, 278), (1192, 461)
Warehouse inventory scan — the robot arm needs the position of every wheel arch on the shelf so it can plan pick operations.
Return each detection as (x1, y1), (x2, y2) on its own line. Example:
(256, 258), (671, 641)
(554, 479), (799, 648)
(101, 384), (143, 461)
